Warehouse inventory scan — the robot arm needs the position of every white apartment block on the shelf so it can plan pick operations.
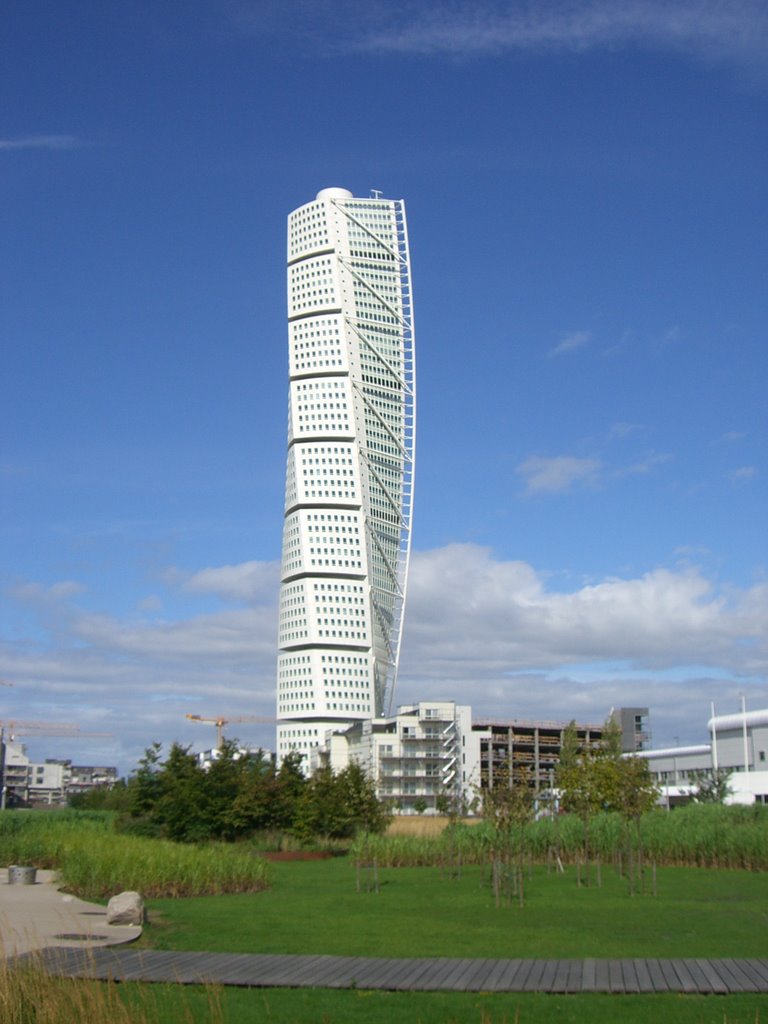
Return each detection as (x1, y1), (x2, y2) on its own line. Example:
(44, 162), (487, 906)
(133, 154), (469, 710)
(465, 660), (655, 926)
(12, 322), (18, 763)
(315, 701), (480, 814)
(277, 188), (416, 769)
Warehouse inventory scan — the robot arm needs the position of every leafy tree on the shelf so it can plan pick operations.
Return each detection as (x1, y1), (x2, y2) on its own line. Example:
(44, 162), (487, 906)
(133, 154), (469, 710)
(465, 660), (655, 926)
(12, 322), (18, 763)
(152, 742), (208, 843)
(227, 748), (288, 835)
(293, 762), (388, 840)
(690, 767), (732, 804)
(198, 740), (254, 840)
(130, 742), (163, 816)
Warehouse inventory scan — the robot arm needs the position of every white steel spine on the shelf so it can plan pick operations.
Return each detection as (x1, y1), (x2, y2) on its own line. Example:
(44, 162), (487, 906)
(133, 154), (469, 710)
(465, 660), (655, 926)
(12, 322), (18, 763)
(276, 188), (415, 767)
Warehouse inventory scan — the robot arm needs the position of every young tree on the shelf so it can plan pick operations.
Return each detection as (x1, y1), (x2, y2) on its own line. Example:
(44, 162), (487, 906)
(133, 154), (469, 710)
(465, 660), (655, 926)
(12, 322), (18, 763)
(481, 765), (534, 906)
(690, 767), (732, 804)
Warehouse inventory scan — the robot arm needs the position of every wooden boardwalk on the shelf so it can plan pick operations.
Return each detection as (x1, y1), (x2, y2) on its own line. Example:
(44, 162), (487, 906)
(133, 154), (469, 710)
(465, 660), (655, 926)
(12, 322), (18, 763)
(15, 948), (768, 993)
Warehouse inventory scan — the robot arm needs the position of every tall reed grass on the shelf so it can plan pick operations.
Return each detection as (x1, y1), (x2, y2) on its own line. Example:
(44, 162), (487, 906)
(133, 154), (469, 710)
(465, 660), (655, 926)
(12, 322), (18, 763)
(350, 804), (768, 870)
(0, 810), (272, 899)
(0, 953), (223, 1024)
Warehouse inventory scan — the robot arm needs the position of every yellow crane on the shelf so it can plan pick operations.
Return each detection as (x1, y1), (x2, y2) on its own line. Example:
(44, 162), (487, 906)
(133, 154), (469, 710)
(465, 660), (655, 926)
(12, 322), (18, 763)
(185, 713), (276, 749)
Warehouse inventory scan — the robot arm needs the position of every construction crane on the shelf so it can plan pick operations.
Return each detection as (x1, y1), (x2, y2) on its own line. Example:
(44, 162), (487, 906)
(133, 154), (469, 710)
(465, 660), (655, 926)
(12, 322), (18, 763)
(185, 713), (276, 750)
(0, 720), (81, 734)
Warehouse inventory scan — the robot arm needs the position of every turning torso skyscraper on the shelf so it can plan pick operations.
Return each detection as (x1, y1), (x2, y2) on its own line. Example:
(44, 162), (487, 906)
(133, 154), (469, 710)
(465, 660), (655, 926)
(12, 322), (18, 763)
(276, 188), (416, 768)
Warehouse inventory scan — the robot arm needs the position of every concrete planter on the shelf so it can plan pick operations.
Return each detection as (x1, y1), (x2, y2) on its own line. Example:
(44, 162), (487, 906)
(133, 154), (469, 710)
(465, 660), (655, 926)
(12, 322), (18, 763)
(8, 865), (38, 885)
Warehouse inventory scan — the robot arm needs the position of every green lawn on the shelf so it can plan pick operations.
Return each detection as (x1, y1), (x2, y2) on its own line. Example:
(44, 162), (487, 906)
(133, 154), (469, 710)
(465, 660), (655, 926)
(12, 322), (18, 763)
(146, 856), (768, 959)
(140, 986), (768, 1024)
(135, 857), (768, 1022)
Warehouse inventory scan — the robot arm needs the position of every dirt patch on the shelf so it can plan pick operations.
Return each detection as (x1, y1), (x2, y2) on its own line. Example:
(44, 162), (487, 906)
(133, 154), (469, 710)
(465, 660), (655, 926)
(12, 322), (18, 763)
(386, 816), (481, 837)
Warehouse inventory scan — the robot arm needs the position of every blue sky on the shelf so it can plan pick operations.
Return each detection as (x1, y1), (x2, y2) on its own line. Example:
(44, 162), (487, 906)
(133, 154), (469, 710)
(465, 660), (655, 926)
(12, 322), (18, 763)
(2, 0), (766, 772)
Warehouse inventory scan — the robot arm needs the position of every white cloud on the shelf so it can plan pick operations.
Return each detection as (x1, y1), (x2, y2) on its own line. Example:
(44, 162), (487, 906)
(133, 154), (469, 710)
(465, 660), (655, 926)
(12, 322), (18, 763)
(517, 454), (601, 494)
(0, 135), (79, 151)
(3, 547), (766, 770)
(11, 580), (86, 602)
(608, 421), (643, 439)
(341, 0), (768, 69)
(166, 559), (281, 603)
(618, 451), (673, 476)
(730, 465), (757, 482)
(549, 330), (591, 357)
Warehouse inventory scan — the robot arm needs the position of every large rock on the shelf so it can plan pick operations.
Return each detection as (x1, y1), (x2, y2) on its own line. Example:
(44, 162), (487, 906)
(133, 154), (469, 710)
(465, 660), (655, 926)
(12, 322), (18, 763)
(106, 890), (144, 926)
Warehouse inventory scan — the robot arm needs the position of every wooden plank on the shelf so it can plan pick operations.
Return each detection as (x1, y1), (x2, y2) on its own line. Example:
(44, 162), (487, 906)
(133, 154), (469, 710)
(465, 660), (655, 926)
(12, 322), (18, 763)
(357, 958), (411, 989)
(620, 959), (640, 993)
(580, 958), (597, 992)
(285, 955), (342, 985)
(693, 959), (729, 994)
(607, 960), (624, 992)
(351, 957), (410, 989)
(248, 954), (317, 986)
(722, 959), (760, 993)
(458, 959), (497, 992)
(645, 959), (669, 992)
(400, 958), (450, 991)
(632, 958), (654, 992)
(388, 957), (435, 990)
(682, 959), (717, 994)
(444, 958), (480, 990)
(521, 959), (547, 991)
(550, 959), (572, 993)
(744, 960), (768, 986)
(538, 959), (559, 991)
(496, 959), (530, 991)
(405, 957), (462, 989)
(315, 956), (373, 989)
(712, 959), (745, 993)
(594, 959), (611, 992)
(658, 960), (683, 991)
(479, 958), (514, 991)
(732, 960), (768, 991)
(669, 960), (699, 994)
(565, 959), (583, 993)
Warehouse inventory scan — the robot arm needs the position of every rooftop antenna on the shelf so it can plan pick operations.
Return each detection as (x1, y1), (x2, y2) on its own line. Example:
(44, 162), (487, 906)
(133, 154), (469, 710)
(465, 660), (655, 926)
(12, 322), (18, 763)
(370, 189), (383, 199)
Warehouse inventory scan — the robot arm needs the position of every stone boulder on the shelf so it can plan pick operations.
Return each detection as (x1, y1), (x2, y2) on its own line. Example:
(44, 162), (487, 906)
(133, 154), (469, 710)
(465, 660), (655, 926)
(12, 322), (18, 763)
(106, 890), (144, 926)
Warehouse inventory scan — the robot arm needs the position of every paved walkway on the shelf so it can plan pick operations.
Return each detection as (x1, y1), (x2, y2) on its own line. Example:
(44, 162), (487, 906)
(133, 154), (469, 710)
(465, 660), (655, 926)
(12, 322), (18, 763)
(0, 868), (142, 956)
(13, 947), (768, 993)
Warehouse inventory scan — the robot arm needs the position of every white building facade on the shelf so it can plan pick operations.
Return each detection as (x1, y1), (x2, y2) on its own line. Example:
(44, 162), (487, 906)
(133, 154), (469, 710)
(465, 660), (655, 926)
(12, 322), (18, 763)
(277, 188), (415, 768)
(634, 707), (768, 806)
(316, 701), (480, 814)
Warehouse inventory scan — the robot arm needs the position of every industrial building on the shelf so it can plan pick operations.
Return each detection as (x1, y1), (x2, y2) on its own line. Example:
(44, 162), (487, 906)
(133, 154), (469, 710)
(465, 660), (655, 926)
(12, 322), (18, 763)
(634, 706), (768, 806)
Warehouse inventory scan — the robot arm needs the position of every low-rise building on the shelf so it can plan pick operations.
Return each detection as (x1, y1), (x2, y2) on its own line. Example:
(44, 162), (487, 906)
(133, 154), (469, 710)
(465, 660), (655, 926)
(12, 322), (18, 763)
(0, 741), (118, 807)
(633, 707), (768, 806)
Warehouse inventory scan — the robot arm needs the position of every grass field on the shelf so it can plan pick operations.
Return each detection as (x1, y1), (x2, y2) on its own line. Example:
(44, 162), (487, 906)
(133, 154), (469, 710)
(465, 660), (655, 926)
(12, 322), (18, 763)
(145, 856), (768, 959)
(135, 856), (768, 1021)
(140, 986), (767, 1024)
